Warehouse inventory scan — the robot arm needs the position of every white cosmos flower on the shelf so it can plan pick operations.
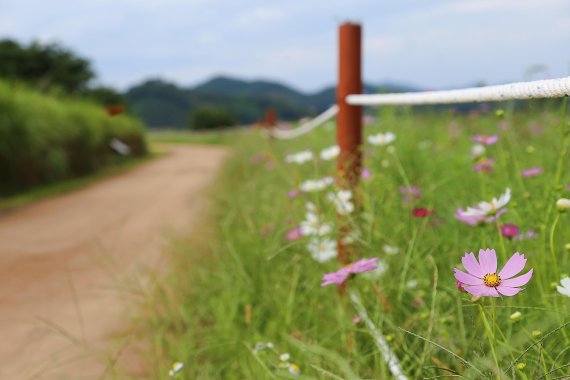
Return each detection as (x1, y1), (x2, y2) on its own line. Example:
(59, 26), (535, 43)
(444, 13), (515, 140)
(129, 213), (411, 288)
(319, 145), (340, 161)
(470, 144), (486, 158)
(168, 361), (184, 377)
(461, 188), (511, 217)
(327, 190), (354, 215)
(557, 198), (570, 212)
(299, 177), (335, 192)
(368, 132), (396, 146)
(406, 279), (418, 289)
(300, 212), (332, 236)
(383, 244), (400, 255)
(285, 150), (314, 164)
(307, 237), (337, 262)
(557, 277), (570, 297)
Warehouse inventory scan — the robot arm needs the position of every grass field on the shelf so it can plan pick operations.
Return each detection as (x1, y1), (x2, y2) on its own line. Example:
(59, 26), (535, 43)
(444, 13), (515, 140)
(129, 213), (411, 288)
(143, 102), (570, 379)
(148, 127), (248, 146)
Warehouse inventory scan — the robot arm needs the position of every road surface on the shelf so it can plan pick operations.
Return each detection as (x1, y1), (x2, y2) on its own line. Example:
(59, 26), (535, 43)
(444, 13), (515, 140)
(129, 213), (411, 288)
(0, 145), (228, 379)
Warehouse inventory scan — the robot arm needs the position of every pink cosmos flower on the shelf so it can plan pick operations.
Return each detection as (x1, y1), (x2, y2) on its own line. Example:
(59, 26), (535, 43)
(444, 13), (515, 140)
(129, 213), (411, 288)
(455, 208), (506, 226)
(514, 230), (537, 241)
(260, 223), (276, 236)
(521, 167), (543, 177)
(399, 186), (422, 203)
(454, 249), (533, 297)
(473, 135), (499, 145)
(352, 316), (361, 324)
(474, 158), (496, 173)
(500, 223), (520, 239)
(287, 189), (300, 198)
(455, 188), (511, 225)
(285, 227), (304, 241)
(363, 115), (376, 125)
(321, 258), (378, 287)
(361, 168), (372, 180)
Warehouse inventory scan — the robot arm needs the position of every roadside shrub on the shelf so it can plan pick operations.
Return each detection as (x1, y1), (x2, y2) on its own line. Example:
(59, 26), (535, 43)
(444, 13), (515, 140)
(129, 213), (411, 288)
(188, 106), (237, 130)
(0, 80), (147, 195)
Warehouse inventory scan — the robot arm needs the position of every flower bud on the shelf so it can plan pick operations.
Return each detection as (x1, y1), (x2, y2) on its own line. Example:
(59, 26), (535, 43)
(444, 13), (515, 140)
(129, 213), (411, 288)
(495, 109), (505, 118)
(532, 330), (542, 339)
(557, 198), (570, 212)
(510, 311), (522, 322)
(516, 363), (526, 370)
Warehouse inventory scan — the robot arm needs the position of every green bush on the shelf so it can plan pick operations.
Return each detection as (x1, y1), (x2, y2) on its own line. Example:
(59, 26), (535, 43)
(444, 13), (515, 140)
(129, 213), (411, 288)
(188, 106), (237, 130)
(0, 81), (147, 195)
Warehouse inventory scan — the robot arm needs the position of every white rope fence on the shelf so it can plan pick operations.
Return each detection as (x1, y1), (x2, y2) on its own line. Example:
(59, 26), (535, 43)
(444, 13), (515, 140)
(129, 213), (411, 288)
(267, 104), (338, 140)
(347, 76), (570, 106)
(265, 76), (569, 140)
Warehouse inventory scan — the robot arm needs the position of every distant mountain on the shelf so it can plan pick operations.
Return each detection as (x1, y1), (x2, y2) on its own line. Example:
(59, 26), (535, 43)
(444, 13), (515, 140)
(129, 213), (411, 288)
(125, 75), (421, 129)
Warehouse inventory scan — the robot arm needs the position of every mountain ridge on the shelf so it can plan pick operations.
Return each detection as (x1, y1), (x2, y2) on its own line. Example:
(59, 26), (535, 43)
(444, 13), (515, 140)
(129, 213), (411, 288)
(125, 75), (422, 128)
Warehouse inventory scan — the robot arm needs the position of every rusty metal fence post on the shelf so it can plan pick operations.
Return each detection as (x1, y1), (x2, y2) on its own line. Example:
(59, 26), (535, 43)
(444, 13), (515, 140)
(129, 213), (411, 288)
(336, 22), (363, 265)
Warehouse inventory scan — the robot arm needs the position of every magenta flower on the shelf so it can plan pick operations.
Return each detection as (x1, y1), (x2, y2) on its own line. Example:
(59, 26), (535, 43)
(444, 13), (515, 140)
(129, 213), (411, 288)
(521, 167), (543, 177)
(321, 258), (378, 287)
(500, 223), (520, 239)
(412, 208), (432, 217)
(473, 135), (499, 145)
(285, 227), (304, 241)
(474, 158), (496, 173)
(454, 249), (533, 297)
(456, 279), (467, 293)
(361, 168), (372, 180)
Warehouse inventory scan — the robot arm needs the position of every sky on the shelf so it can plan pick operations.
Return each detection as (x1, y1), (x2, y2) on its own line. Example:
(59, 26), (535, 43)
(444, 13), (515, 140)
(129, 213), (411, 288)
(1, 0), (569, 93)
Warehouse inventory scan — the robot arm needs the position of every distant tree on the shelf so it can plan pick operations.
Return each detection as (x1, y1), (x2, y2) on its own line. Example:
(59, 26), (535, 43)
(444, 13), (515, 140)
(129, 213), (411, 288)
(0, 39), (94, 93)
(188, 106), (237, 130)
(85, 86), (127, 107)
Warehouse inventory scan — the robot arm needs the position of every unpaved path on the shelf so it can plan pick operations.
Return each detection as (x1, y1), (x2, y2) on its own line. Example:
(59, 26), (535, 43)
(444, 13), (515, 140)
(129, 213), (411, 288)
(0, 145), (229, 379)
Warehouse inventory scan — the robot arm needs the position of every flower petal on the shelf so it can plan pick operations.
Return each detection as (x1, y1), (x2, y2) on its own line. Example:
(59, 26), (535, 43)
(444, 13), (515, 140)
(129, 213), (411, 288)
(454, 269), (483, 285)
(500, 269), (533, 288)
(478, 249), (497, 274)
(461, 252), (484, 278)
(496, 286), (523, 296)
(464, 284), (500, 297)
(498, 252), (527, 279)
(561, 277), (570, 289)
(557, 285), (570, 297)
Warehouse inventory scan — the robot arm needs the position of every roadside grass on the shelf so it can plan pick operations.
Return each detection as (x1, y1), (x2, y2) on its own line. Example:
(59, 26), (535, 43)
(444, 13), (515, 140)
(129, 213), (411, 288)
(144, 103), (570, 379)
(0, 152), (161, 213)
(148, 127), (250, 146)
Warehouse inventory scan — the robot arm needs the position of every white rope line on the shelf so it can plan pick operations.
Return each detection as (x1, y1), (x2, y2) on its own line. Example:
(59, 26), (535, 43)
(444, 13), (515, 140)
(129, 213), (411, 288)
(349, 290), (408, 380)
(267, 105), (338, 139)
(347, 76), (570, 106)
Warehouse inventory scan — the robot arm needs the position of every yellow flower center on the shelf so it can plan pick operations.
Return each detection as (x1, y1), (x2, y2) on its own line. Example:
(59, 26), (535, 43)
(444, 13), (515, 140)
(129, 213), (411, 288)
(483, 273), (501, 287)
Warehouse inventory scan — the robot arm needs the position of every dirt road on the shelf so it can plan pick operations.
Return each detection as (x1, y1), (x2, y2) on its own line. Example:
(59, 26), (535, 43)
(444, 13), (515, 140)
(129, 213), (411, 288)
(0, 145), (228, 379)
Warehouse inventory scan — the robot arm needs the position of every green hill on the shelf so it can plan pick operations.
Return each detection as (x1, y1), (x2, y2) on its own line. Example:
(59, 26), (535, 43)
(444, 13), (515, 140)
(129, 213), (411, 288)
(125, 76), (420, 129)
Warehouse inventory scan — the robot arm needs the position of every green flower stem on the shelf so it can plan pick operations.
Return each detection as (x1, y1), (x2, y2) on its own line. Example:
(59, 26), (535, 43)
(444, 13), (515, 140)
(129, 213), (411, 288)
(479, 303), (500, 373)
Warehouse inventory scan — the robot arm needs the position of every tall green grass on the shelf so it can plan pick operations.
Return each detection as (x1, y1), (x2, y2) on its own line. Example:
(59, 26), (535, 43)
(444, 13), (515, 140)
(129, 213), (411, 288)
(0, 80), (147, 195)
(143, 103), (569, 379)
